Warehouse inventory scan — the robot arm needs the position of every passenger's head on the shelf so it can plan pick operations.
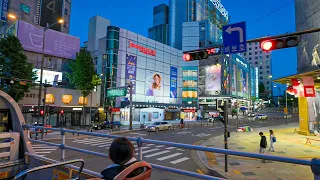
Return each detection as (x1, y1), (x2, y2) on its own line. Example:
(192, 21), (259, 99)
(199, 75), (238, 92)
(109, 137), (135, 165)
(269, 130), (274, 134)
(259, 132), (263, 136)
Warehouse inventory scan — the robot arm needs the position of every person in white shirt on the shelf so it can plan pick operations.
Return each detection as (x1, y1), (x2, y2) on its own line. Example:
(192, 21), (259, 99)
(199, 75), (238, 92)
(268, 130), (275, 152)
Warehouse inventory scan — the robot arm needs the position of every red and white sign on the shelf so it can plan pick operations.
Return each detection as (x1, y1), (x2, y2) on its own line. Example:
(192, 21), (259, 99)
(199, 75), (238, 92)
(184, 109), (195, 113)
(128, 41), (156, 56)
(111, 108), (120, 112)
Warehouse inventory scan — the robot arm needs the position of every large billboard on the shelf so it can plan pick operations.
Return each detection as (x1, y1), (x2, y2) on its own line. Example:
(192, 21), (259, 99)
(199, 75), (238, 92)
(205, 65), (221, 94)
(170, 66), (177, 98)
(17, 20), (80, 59)
(33, 69), (62, 85)
(145, 70), (163, 97)
(40, 0), (63, 32)
(125, 54), (137, 94)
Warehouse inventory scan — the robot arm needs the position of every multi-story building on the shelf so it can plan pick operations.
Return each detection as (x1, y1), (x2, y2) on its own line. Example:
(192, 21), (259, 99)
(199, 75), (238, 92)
(243, 42), (272, 99)
(148, 4), (169, 45)
(295, 0), (320, 73)
(0, 0), (71, 36)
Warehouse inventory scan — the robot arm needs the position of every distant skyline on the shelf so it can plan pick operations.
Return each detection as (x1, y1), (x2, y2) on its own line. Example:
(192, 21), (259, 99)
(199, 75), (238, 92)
(69, 0), (297, 79)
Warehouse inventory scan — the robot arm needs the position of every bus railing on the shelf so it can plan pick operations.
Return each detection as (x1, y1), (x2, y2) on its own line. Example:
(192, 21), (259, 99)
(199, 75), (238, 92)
(23, 125), (320, 180)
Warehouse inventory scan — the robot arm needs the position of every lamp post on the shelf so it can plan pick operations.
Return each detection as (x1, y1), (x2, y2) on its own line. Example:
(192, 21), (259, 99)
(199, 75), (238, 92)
(129, 80), (133, 130)
(37, 19), (64, 123)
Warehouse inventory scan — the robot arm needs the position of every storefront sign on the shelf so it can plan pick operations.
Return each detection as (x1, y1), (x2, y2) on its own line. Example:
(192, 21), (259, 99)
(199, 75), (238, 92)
(0, 0), (9, 22)
(62, 94), (73, 104)
(170, 66), (177, 98)
(128, 41), (156, 56)
(107, 87), (127, 97)
(236, 58), (247, 68)
(184, 109), (195, 113)
(125, 54), (137, 94)
(210, 0), (228, 20)
(45, 94), (55, 104)
(78, 96), (88, 105)
(72, 108), (82, 111)
(111, 108), (120, 112)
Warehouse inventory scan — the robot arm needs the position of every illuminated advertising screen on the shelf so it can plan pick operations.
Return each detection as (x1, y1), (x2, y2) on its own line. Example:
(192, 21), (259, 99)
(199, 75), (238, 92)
(125, 54), (137, 94)
(145, 70), (163, 97)
(205, 65), (221, 94)
(33, 69), (62, 85)
(40, 0), (63, 32)
(170, 66), (177, 98)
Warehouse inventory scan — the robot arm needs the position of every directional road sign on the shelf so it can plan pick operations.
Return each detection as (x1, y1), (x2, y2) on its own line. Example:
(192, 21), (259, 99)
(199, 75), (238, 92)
(222, 21), (247, 54)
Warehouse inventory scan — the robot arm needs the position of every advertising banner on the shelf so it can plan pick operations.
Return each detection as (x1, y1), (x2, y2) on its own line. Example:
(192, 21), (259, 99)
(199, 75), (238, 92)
(107, 87), (127, 98)
(170, 66), (177, 98)
(33, 69), (62, 85)
(40, 0), (63, 32)
(0, 0), (9, 22)
(17, 21), (80, 59)
(125, 54), (137, 94)
(145, 70), (163, 97)
(205, 65), (221, 93)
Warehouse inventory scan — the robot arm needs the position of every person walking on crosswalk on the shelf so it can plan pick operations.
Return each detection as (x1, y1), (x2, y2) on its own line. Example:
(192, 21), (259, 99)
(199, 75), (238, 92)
(268, 130), (276, 152)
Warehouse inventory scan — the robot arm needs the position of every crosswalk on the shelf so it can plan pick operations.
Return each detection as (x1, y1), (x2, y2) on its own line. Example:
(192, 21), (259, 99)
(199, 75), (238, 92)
(72, 137), (190, 165)
(31, 144), (59, 157)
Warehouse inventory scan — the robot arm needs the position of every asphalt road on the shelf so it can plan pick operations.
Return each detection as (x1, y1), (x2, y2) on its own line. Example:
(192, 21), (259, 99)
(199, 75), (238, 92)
(31, 112), (299, 180)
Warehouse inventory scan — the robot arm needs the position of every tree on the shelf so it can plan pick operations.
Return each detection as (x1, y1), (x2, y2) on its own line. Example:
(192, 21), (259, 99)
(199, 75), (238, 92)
(258, 83), (265, 93)
(67, 49), (97, 126)
(0, 35), (35, 102)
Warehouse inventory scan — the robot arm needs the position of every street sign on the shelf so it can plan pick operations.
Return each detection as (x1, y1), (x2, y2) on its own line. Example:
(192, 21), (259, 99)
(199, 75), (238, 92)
(107, 87), (127, 97)
(223, 22), (247, 54)
(284, 107), (288, 115)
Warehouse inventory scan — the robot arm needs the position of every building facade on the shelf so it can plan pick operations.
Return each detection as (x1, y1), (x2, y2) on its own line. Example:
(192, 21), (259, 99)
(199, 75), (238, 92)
(295, 0), (320, 73)
(148, 4), (169, 45)
(0, 0), (71, 36)
(242, 42), (272, 99)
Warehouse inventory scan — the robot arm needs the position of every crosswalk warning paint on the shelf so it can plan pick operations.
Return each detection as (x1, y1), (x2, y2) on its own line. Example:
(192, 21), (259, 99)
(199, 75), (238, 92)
(205, 151), (218, 166)
(53, 169), (69, 180)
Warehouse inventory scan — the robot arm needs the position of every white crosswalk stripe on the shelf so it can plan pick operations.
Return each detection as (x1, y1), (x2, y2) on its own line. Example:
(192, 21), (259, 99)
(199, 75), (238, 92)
(72, 137), (190, 165)
(32, 144), (58, 157)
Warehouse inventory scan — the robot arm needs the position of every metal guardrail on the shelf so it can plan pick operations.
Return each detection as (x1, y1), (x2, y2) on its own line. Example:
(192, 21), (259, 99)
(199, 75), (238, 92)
(23, 125), (320, 180)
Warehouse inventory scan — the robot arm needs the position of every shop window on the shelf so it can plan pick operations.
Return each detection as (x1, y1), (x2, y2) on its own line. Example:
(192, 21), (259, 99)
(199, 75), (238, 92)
(153, 112), (159, 119)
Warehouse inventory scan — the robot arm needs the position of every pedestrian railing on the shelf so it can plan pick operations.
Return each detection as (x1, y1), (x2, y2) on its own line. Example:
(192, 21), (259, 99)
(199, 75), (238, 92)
(23, 125), (320, 180)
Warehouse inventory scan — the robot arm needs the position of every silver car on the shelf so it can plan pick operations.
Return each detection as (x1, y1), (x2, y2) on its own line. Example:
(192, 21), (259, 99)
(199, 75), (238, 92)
(147, 122), (172, 132)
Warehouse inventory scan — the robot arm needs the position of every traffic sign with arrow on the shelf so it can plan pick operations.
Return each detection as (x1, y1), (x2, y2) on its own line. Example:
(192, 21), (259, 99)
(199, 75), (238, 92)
(223, 21), (247, 54)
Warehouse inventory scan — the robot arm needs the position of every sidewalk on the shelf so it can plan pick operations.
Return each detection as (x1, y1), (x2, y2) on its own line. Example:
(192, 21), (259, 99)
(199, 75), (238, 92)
(197, 123), (320, 180)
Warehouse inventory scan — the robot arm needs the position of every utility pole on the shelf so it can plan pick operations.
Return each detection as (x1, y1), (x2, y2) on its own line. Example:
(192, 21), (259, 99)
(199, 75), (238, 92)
(41, 79), (47, 139)
(223, 99), (228, 172)
(285, 89), (288, 125)
(129, 81), (133, 130)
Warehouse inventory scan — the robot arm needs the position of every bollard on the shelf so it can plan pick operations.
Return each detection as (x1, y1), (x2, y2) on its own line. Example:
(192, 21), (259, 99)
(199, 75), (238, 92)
(188, 124), (189, 130)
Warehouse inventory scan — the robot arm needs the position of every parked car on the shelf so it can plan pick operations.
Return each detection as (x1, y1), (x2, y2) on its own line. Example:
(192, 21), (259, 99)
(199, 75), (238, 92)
(247, 112), (255, 117)
(255, 114), (268, 120)
(147, 122), (172, 132)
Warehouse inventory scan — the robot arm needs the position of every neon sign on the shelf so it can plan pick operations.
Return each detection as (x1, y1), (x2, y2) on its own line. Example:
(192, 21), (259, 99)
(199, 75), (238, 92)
(210, 0), (228, 20)
(128, 41), (156, 56)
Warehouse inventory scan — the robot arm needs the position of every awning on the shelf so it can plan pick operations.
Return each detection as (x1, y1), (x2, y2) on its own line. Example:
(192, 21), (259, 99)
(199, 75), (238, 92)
(274, 69), (320, 88)
(165, 109), (181, 113)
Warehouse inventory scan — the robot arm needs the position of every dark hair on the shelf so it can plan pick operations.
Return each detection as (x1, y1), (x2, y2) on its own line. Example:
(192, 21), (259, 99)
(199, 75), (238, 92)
(109, 137), (135, 166)
(259, 132), (263, 135)
(269, 130), (274, 135)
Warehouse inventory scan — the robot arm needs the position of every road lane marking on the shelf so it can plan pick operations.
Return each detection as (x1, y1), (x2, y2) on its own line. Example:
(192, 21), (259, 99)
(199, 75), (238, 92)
(33, 149), (57, 151)
(98, 144), (112, 148)
(144, 150), (170, 158)
(90, 141), (113, 146)
(176, 149), (185, 151)
(155, 145), (165, 148)
(156, 153), (182, 161)
(197, 169), (204, 174)
(34, 151), (52, 154)
(166, 147), (176, 150)
(169, 157), (190, 164)
(135, 148), (159, 155)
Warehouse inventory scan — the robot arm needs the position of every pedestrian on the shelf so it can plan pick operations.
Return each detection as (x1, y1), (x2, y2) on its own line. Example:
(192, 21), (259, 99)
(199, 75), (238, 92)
(268, 130), (276, 152)
(259, 132), (267, 163)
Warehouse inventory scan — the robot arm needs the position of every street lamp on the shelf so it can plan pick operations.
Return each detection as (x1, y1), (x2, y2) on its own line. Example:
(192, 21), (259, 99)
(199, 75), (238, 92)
(37, 18), (64, 126)
(7, 13), (17, 20)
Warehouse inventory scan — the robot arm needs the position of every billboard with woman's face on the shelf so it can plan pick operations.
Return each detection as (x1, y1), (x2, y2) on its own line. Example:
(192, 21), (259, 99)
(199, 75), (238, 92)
(145, 70), (163, 97)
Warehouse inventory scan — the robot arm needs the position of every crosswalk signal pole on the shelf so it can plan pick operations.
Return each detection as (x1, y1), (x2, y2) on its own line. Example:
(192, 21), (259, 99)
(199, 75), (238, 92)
(129, 81), (133, 130)
(224, 99), (228, 172)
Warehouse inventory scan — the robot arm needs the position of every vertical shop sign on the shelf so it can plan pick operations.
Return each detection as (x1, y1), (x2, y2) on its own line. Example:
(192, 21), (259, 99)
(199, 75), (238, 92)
(125, 54), (137, 94)
(0, 0), (9, 22)
(170, 66), (177, 98)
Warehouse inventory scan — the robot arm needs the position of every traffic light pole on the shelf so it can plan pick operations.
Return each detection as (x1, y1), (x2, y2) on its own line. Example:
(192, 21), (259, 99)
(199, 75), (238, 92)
(41, 79), (47, 140)
(129, 81), (133, 130)
(223, 99), (228, 172)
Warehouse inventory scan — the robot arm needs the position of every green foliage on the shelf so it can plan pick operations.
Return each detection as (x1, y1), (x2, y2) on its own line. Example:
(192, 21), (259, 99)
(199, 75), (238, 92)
(258, 83), (265, 93)
(66, 49), (96, 98)
(91, 74), (101, 87)
(0, 35), (36, 102)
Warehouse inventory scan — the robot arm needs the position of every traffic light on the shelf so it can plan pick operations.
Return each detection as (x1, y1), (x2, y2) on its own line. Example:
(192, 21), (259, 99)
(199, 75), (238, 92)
(183, 49), (208, 61)
(40, 110), (44, 116)
(260, 36), (300, 51)
(60, 110), (64, 115)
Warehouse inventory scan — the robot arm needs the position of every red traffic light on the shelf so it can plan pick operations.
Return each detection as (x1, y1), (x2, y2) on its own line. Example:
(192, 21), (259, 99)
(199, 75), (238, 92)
(183, 53), (192, 61)
(60, 110), (64, 114)
(40, 110), (44, 115)
(261, 41), (273, 51)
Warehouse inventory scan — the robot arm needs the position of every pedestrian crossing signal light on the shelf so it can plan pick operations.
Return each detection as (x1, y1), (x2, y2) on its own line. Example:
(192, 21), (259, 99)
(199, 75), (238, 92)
(260, 36), (300, 51)
(60, 110), (64, 115)
(40, 110), (44, 116)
